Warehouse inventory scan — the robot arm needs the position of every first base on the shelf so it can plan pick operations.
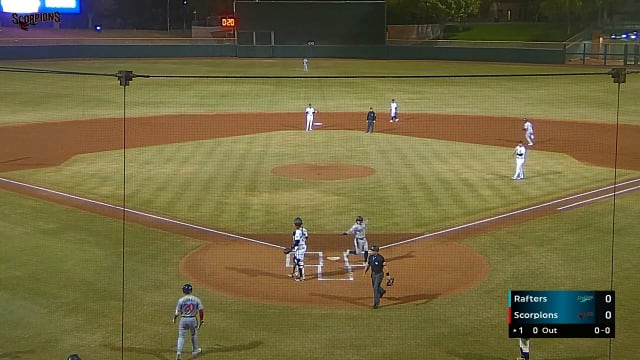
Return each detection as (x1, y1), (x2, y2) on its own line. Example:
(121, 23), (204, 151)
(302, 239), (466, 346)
(314, 122), (323, 126)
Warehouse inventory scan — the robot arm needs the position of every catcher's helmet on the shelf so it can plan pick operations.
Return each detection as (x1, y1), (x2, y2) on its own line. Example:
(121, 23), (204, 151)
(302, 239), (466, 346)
(182, 283), (193, 294)
(356, 215), (364, 223)
(293, 217), (303, 226)
(67, 355), (81, 360)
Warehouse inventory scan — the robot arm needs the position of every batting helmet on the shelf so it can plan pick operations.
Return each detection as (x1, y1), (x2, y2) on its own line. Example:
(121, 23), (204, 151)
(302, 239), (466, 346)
(182, 283), (193, 294)
(67, 354), (81, 360)
(293, 217), (303, 226)
(356, 215), (363, 223)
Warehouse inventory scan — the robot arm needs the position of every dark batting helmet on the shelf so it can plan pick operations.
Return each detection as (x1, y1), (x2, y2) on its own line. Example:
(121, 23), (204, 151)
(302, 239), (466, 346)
(356, 215), (363, 223)
(67, 355), (81, 360)
(182, 283), (193, 294)
(293, 217), (303, 226)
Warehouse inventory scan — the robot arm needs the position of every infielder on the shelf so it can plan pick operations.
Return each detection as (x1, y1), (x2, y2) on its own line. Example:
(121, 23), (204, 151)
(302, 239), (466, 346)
(389, 99), (399, 122)
(523, 118), (534, 146)
(342, 215), (369, 264)
(173, 284), (203, 360)
(512, 140), (527, 180)
(303, 58), (308, 72)
(518, 338), (530, 360)
(305, 104), (316, 131)
(288, 217), (308, 281)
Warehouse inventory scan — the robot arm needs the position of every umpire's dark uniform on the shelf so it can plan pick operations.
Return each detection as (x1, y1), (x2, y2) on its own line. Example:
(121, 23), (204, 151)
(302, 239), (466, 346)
(365, 245), (386, 308)
(366, 107), (376, 133)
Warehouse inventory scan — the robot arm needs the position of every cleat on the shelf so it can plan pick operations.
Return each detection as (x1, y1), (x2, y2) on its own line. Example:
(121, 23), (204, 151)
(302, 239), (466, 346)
(192, 348), (202, 356)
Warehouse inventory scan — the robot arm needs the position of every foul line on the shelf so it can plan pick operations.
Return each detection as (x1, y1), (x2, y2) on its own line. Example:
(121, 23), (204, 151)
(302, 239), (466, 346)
(0, 177), (281, 249)
(557, 184), (640, 210)
(2, 176), (639, 253)
(382, 178), (640, 250)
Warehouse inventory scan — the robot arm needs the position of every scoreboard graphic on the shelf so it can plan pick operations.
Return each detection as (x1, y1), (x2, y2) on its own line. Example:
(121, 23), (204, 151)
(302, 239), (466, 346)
(508, 290), (615, 338)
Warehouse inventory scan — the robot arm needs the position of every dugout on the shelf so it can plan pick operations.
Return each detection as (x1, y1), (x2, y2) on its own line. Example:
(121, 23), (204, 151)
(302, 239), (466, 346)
(234, 0), (386, 46)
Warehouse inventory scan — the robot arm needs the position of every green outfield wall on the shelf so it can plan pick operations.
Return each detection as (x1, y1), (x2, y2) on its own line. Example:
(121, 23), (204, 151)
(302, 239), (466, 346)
(0, 44), (566, 63)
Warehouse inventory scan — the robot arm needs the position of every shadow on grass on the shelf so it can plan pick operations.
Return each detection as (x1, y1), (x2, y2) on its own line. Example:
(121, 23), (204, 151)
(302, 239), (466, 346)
(0, 350), (35, 359)
(105, 340), (263, 359)
(446, 349), (606, 360)
(308, 292), (440, 307)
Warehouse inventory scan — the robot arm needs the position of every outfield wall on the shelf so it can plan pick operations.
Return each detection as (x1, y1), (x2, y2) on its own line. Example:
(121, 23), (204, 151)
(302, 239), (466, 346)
(0, 44), (566, 63)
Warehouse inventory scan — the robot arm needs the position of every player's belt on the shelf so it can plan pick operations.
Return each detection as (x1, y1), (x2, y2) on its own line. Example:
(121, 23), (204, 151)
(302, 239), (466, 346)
(356, 237), (365, 240)
(182, 316), (196, 318)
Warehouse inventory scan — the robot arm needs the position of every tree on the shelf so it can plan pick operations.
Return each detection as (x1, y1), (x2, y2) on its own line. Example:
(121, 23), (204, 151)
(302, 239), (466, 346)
(437, 0), (482, 25)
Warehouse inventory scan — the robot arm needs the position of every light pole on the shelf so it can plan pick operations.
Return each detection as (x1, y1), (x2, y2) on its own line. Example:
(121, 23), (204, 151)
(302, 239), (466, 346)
(167, 0), (170, 32)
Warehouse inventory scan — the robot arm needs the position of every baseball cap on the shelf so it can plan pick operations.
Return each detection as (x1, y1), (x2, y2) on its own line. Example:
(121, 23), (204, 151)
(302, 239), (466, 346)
(370, 245), (380, 252)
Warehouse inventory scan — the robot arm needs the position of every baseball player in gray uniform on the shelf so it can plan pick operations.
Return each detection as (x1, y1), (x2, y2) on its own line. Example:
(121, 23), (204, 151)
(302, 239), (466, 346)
(523, 118), (534, 146)
(512, 140), (527, 180)
(173, 284), (204, 360)
(342, 215), (369, 264)
(287, 217), (309, 281)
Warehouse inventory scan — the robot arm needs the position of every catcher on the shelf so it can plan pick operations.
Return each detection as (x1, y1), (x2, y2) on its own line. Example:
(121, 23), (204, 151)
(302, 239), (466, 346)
(363, 245), (394, 309)
(284, 217), (308, 281)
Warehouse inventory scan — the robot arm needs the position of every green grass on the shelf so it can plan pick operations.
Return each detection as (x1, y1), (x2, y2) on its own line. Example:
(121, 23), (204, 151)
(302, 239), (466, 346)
(5, 131), (638, 234)
(1, 58), (638, 360)
(444, 22), (575, 42)
(0, 59), (638, 124)
(1, 185), (637, 359)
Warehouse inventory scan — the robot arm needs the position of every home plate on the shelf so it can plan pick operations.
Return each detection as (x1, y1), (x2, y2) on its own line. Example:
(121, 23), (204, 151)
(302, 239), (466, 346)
(314, 122), (323, 126)
(327, 256), (340, 261)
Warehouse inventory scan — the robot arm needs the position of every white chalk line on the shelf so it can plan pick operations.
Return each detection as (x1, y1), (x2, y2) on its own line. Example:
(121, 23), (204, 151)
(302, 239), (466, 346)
(381, 178), (640, 250)
(284, 251), (353, 281)
(557, 184), (640, 210)
(0, 177), (280, 249)
(2, 176), (639, 255)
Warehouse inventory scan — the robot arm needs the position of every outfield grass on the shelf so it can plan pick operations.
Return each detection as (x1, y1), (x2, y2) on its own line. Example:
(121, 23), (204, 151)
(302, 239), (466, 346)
(0, 59), (637, 125)
(1, 58), (638, 360)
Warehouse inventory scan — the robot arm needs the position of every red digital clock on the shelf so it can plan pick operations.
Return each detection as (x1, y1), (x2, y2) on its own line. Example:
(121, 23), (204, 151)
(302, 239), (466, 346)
(220, 16), (235, 28)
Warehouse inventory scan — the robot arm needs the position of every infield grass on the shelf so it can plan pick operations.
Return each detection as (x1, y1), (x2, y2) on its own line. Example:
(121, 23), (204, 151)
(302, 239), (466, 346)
(5, 131), (638, 234)
(1, 58), (639, 360)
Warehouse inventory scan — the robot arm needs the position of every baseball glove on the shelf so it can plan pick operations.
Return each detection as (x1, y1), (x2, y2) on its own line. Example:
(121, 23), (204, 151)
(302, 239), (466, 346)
(386, 277), (395, 286)
(283, 247), (292, 254)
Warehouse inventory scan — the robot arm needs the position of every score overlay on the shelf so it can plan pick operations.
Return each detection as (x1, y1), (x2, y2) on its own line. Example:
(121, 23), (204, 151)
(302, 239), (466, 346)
(508, 291), (615, 338)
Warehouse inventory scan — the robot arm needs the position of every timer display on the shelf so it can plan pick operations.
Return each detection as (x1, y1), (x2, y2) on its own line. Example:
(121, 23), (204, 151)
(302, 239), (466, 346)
(221, 16), (235, 28)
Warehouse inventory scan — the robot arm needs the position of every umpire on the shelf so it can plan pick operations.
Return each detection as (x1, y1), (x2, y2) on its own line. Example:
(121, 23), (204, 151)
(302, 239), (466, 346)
(363, 245), (391, 309)
(366, 107), (377, 133)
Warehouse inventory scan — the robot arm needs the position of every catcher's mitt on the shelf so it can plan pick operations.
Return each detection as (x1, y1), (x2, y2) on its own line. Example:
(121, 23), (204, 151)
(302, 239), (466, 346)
(283, 247), (293, 254)
(386, 277), (395, 286)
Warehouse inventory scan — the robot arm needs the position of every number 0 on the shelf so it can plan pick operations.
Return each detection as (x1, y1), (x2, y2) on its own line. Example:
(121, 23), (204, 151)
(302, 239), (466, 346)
(605, 294), (612, 303)
(605, 311), (612, 319)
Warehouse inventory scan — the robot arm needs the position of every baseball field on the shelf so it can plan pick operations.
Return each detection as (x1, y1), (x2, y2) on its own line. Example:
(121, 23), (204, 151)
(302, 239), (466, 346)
(1, 58), (639, 360)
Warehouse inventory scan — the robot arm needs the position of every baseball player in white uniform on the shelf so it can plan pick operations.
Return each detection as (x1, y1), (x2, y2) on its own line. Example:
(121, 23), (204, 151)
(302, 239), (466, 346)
(173, 284), (203, 360)
(389, 99), (399, 122)
(523, 118), (534, 146)
(518, 338), (530, 360)
(512, 140), (527, 180)
(288, 217), (308, 281)
(342, 215), (369, 264)
(305, 104), (316, 131)
(303, 58), (308, 71)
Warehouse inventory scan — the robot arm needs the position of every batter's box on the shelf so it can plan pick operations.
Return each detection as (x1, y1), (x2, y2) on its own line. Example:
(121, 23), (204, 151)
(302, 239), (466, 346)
(284, 251), (355, 281)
